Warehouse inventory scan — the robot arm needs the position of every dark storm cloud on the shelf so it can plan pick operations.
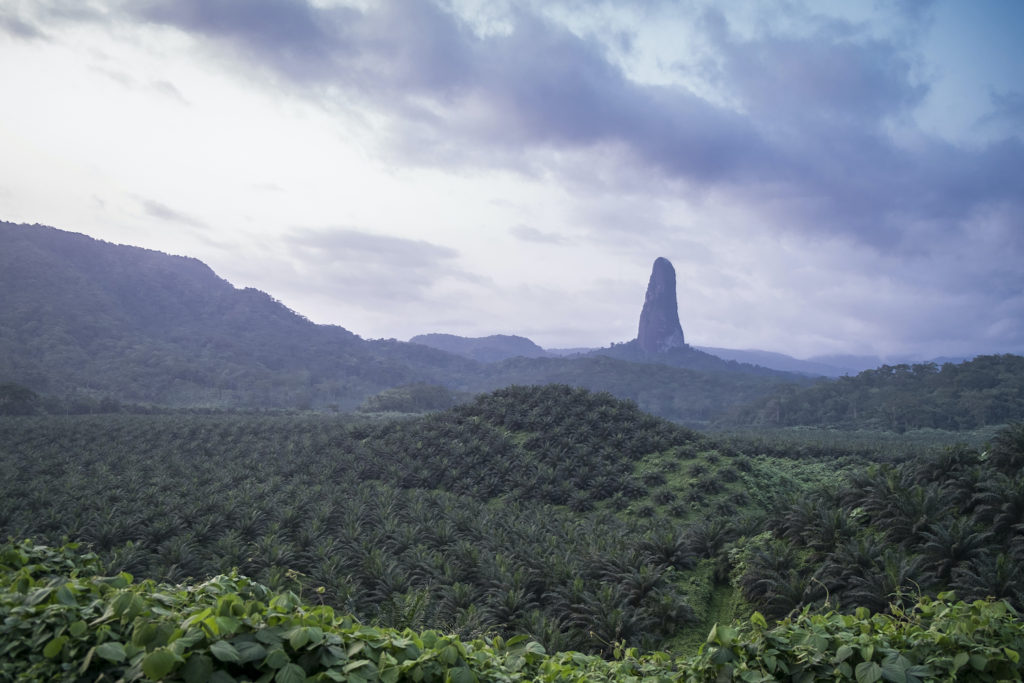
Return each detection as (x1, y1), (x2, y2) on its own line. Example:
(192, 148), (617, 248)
(118, 0), (1022, 251)
(124, 0), (769, 184)
(0, 8), (47, 39)
(133, 0), (346, 81)
(698, 7), (1024, 253)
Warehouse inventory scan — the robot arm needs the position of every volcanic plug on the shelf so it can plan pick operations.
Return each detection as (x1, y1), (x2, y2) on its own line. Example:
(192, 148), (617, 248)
(636, 257), (686, 354)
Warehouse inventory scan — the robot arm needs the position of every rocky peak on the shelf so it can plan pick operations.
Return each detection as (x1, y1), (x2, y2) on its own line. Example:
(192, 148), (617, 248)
(637, 257), (685, 354)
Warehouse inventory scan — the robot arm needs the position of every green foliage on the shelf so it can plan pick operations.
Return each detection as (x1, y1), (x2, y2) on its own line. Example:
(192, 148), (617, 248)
(691, 594), (1024, 682)
(0, 381), (40, 415)
(5, 541), (1023, 682)
(473, 356), (803, 428)
(735, 422), (1024, 621)
(724, 355), (1024, 432)
(0, 540), (553, 682)
(2, 387), (751, 653)
(357, 384), (460, 414)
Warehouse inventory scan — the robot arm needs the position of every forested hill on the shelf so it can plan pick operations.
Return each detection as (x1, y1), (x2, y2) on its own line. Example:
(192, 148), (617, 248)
(720, 354), (1024, 431)
(0, 221), (478, 409)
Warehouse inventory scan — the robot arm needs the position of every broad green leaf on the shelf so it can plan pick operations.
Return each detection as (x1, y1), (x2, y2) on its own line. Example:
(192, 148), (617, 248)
(750, 612), (768, 629)
(210, 639), (241, 663)
(133, 622), (158, 648)
(56, 584), (77, 606)
(288, 627), (310, 650)
(856, 661), (882, 683)
(275, 663), (306, 683)
(505, 635), (529, 648)
(214, 616), (241, 636)
(181, 654), (214, 683)
(969, 653), (988, 671)
(235, 640), (267, 664)
(447, 666), (478, 683)
(69, 620), (88, 637)
(96, 641), (127, 663)
(263, 648), (290, 670)
(835, 645), (854, 663)
(881, 653), (911, 683)
(142, 648), (179, 680)
(440, 645), (460, 665)
(256, 628), (284, 646)
(952, 652), (969, 671)
(43, 636), (67, 659)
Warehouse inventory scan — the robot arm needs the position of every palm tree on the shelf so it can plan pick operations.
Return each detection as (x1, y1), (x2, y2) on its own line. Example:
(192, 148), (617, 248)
(919, 517), (992, 585)
(988, 423), (1024, 474)
(844, 548), (926, 613)
(952, 553), (1023, 605)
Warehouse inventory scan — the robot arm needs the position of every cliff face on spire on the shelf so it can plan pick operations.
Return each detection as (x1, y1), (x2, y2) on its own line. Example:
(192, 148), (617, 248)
(637, 257), (685, 354)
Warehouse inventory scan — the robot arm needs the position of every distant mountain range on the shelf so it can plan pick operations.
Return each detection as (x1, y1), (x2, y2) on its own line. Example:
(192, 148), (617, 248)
(0, 221), (995, 427)
(409, 333), (549, 363)
(694, 347), (971, 377)
(0, 222), (807, 423)
(403, 336), (968, 378)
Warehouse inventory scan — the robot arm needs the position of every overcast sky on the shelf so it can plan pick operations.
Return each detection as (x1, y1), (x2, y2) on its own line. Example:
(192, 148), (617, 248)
(2, 0), (1022, 359)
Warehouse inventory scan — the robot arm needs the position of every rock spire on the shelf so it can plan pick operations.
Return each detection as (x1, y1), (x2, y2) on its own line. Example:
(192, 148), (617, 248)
(637, 257), (685, 354)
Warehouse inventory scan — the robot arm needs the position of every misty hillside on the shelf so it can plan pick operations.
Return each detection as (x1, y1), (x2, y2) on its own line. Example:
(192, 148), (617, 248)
(0, 222), (808, 422)
(720, 355), (1024, 431)
(0, 222), (478, 409)
(410, 333), (550, 362)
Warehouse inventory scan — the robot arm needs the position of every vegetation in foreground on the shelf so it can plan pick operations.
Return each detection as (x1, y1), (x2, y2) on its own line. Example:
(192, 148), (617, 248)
(3, 540), (1023, 682)
(4, 385), (1024, 667)
(0, 386), (869, 654)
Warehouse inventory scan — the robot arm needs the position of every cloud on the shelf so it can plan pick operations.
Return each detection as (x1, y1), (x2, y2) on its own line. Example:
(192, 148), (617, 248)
(140, 198), (208, 229)
(133, 0), (345, 81)
(508, 224), (568, 244)
(114, 0), (1020, 257)
(284, 227), (469, 303)
(0, 10), (47, 40)
(977, 90), (1024, 132)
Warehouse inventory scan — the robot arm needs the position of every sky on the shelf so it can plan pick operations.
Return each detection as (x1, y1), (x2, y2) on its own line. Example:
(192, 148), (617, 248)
(1, 0), (1022, 360)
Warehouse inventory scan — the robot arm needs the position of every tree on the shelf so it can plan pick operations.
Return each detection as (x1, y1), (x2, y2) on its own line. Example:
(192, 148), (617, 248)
(0, 382), (40, 415)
